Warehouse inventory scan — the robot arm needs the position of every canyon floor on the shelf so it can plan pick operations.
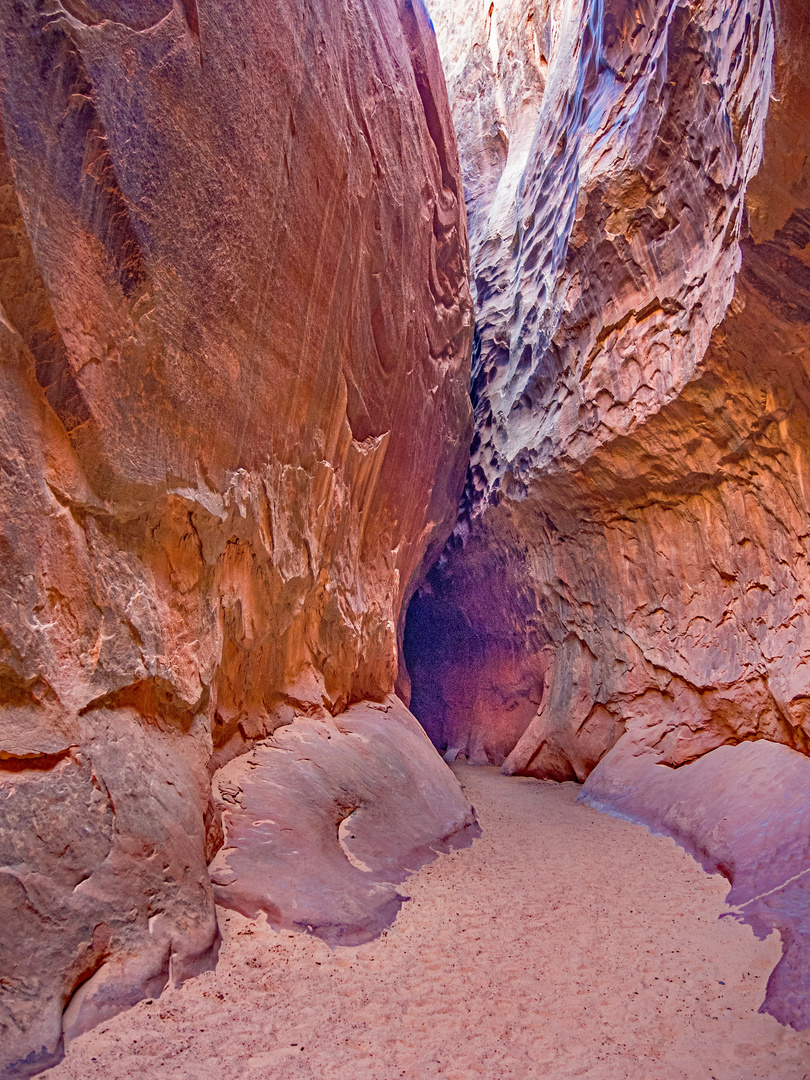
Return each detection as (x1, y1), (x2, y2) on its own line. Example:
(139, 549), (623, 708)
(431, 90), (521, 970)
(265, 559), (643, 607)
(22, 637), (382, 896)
(46, 765), (810, 1080)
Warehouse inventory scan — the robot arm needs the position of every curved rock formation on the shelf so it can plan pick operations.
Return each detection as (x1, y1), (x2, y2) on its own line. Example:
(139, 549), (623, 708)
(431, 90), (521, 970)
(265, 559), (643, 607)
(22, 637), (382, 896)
(0, 1), (473, 1074)
(581, 738), (810, 1030)
(411, 0), (810, 779)
(209, 696), (479, 947)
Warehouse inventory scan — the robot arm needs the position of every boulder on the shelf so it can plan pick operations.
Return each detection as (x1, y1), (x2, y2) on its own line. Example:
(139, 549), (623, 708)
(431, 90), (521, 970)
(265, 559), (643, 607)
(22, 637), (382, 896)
(210, 696), (479, 947)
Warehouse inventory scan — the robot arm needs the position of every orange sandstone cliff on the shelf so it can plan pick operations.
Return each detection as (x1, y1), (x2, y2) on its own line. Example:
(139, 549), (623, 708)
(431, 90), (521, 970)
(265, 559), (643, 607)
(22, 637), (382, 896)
(0, 1), (474, 1074)
(408, 0), (810, 1030)
(411, 0), (810, 779)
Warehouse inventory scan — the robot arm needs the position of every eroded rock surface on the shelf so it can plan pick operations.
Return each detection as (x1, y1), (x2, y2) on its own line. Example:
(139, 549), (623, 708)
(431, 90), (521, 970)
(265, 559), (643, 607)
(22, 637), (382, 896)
(0, 1), (472, 1074)
(209, 696), (479, 946)
(412, 0), (810, 780)
(581, 739), (810, 1029)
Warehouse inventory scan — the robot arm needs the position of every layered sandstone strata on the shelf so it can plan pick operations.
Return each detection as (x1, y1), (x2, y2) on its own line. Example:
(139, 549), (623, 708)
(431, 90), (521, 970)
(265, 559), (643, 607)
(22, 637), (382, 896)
(412, 0), (810, 778)
(0, 1), (473, 1074)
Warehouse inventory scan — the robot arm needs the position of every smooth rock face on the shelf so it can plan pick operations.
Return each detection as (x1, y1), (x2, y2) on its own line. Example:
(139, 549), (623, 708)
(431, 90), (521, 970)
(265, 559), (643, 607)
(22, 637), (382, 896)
(0, 1), (472, 1074)
(412, 0), (810, 780)
(580, 739), (810, 1029)
(209, 696), (480, 946)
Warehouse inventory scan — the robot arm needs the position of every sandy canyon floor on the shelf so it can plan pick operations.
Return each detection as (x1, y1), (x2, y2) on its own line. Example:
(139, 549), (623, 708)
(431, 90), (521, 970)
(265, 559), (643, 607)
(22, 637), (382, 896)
(46, 765), (810, 1080)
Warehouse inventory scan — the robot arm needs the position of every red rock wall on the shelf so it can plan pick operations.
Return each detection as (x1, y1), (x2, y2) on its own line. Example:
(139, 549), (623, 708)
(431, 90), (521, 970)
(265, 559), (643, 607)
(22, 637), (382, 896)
(411, 0), (810, 774)
(0, 1), (472, 1073)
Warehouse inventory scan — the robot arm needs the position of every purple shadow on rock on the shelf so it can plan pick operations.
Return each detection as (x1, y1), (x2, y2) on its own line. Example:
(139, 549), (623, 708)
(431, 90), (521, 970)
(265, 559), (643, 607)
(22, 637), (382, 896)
(209, 696), (480, 946)
(579, 737), (810, 1029)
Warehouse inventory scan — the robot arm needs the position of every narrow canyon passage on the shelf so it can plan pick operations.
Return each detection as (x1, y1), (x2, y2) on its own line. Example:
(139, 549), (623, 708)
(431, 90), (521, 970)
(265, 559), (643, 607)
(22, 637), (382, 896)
(2, 0), (810, 1074)
(45, 767), (810, 1080)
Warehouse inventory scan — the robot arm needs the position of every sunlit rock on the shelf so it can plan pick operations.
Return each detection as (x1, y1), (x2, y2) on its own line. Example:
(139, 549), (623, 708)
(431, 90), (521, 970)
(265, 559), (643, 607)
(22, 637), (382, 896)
(412, 0), (810, 781)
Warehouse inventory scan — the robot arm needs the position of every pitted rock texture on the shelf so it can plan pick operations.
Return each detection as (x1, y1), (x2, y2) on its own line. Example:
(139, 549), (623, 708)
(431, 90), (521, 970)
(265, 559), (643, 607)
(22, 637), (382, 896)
(431, 0), (773, 490)
(209, 696), (480, 946)
(580, 738), (810, 1030)
(411, 0), (810, 781)
(0, 1), (472, 1074)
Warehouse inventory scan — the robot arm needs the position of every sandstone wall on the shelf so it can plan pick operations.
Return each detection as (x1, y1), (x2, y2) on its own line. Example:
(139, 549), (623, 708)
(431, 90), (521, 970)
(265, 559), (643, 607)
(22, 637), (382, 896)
(0, 2), (472, 1074)
(411, 0), (810, 775)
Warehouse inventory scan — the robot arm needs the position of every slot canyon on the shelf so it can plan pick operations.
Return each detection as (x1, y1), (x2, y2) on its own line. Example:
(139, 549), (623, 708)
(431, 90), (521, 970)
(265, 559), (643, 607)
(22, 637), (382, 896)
(0, 0), (808, 1077)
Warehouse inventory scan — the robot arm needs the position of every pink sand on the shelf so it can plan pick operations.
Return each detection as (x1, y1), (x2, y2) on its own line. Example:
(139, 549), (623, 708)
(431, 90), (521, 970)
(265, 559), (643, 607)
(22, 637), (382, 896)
(45, 766), (810, 1079)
